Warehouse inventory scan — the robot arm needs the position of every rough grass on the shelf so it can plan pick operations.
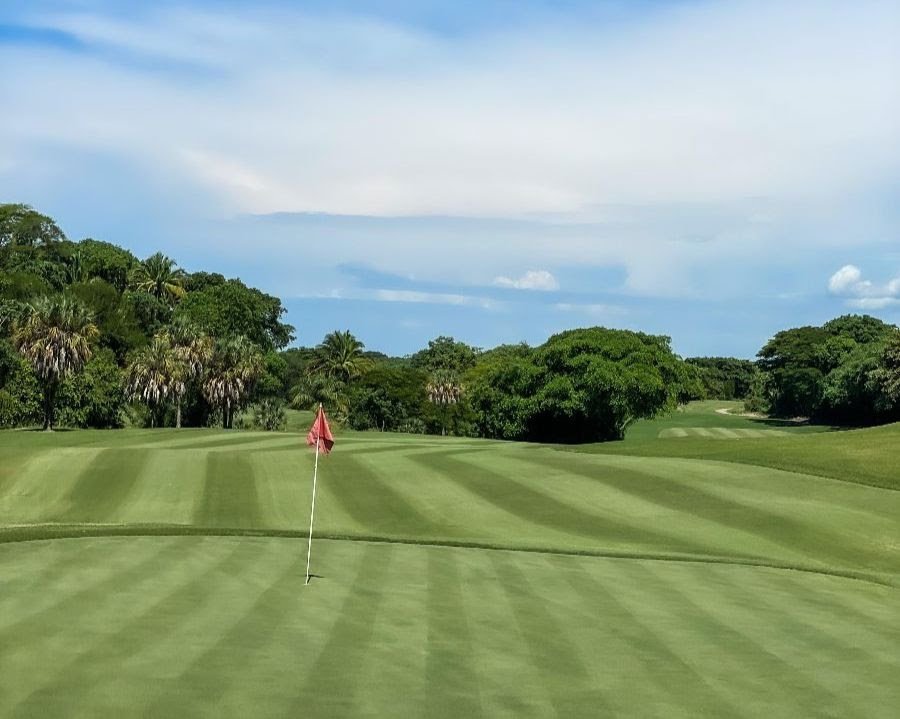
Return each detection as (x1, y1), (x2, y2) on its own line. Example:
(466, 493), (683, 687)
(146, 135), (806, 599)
(0, 403), (898, 717)
(577, 401), (900, 491)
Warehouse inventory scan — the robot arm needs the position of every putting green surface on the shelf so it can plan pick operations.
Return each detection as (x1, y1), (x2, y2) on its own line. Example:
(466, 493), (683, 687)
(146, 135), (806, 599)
(1, 406), (898, 717)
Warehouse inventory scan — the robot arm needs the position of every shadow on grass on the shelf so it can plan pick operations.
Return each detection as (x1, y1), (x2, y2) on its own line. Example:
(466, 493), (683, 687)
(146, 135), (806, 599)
(19, 427), (78, 433)
(747, 417), (811, 428)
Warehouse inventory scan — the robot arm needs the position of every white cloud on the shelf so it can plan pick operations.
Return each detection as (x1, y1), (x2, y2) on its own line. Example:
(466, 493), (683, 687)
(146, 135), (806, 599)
(847, 297), (899, 310)
(310, 287), (501, 310)
(2, 0), (898, 218)
(554, 303), (627, 317)
(493, 270), (559, 291)
(0, 1), (897, 303)
(828, 265), (900, 308)
(828, 265), (863, 294)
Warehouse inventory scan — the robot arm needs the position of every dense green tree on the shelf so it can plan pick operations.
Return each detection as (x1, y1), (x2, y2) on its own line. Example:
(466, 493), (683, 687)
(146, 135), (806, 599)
(76, 239), (137, 291)
(175, 279), (294, 351)
(685, 357), (757, 399)
(346, 364), (427, 431)
(182, 271), (226, 292)
(0, 204), (66, 248)
(122, 290), (172, 335)
(756, 315), (896, 420)
(57, 348), (125, 428)
(757, 326), (830, 417)
(12, 295), (98, 430)
(820, 343), (886, 424)
(467, 349), (540, 439)
(67, 280), (145, 361)
(279, 347), (317, 395)
(870, 331), (900, 410)
(467, 328), (689, 442)
(0, 345), (41, 427)
(0, 271), (51, 302)
(823, 314), (894, 345)
(255, 351), (288, 400)
(411, 336), (479, 373)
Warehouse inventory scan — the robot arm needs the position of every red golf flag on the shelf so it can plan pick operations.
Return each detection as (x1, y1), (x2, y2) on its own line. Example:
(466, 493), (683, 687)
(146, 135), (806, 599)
(306, 405), (335, 454)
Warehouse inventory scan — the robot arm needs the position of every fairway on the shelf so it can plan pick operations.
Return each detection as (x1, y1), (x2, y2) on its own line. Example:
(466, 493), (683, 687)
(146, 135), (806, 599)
(1, 407), (898, 717)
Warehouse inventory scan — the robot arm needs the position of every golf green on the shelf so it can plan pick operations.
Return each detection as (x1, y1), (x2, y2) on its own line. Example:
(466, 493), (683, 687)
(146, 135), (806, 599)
(1, 410), (898, 717)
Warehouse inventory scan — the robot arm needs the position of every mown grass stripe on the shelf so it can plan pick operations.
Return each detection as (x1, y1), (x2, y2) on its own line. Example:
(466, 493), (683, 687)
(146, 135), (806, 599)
(159, 434), (287, 451)
(528, 451), (875, 571)
(0, 539), (110, 615)
(194, 452), (263, 529)
(0, 537), (187, 639)
(425, 549), (483, 718)
(0, 449), (36, 497)
(488, 552), (611, 716)
(54, 448), (148, 523)
(411, 450), (712, 556)
(139, 546), (306, 716)
(323, 453), (453, 537)
(771, 571), (900, 627)
(628, 561), (861, 718)
(473, 449), (802, 562)
(0, 448), (102, 523)
(289, 543), (394, 716)
(698, 564), (900, 683)
(556, 559), (740, 716)
(9, 540), (251, 717)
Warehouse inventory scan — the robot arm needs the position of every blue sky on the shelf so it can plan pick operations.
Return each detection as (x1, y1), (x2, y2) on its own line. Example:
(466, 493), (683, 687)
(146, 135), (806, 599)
(1, 0), (898, 357)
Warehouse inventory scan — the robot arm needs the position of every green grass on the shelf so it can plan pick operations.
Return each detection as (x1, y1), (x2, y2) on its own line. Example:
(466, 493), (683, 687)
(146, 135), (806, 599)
(0, 403), (898, 717)
(579, 400), (900, 491)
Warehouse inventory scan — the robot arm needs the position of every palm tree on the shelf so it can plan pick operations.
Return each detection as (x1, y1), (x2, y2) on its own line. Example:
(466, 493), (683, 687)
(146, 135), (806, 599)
(202, 335), (263, 429)
(165, 320), (213, 428)
(66, 248), (88, 284)
(291, 372), (349, 421)
(310, 330), (373, 382)
(125, 335), (178, 427)
(12, 295), (98, 430)
(131, 253), (187, 304)
(427, 369), (463, 436)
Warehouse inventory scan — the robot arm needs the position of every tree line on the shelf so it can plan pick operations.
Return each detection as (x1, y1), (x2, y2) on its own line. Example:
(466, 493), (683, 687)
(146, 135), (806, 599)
(2, 203), (899, 440)
(0, 203), (294, 430)
(747, 314), (900, 424)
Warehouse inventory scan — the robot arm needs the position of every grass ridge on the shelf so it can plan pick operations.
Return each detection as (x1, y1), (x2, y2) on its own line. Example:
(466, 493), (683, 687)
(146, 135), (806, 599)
(0, 522), (893, 587)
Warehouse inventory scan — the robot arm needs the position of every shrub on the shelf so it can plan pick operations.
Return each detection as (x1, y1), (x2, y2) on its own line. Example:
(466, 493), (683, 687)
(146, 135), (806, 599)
(252, 398), (286, 431)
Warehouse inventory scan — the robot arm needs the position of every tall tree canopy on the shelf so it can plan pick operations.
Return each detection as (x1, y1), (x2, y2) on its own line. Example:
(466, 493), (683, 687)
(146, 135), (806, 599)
(175, 279), (294, 351)
(411, 336), (479, 373)
(0, 204), (66, 248)
(467, 328), (692, 442)
(754, 314), (897, 422)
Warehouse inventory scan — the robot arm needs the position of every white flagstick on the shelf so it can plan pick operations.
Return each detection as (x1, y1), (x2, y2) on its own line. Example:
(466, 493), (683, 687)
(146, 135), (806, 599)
(305, 434), (320, 585)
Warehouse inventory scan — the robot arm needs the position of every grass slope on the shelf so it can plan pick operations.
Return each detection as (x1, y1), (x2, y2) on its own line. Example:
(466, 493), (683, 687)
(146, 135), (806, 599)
(579, 400), (900, 491)
(0, 404), (898, 717)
